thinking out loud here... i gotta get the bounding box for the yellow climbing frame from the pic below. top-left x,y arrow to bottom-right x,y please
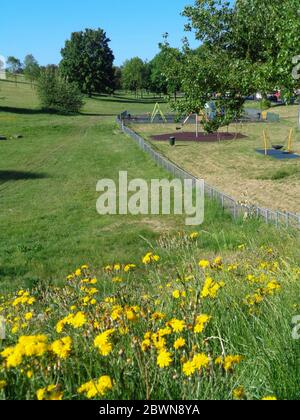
151,103 -> 167,123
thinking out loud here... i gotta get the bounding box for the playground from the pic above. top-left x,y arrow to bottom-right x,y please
130,103 -> 300,214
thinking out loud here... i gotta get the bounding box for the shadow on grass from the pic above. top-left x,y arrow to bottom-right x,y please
0,105 -> 117,118
91,94 -> 166,105
80,112 -> 118,117
0,170 -> 48,181
0,106 -> 46,115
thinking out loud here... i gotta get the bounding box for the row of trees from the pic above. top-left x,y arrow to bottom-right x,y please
5,55 -> 41,85
3,29 -> 119,113
120,0 -> 300,131
121,46 -> 181,99
4,1 -> 300,119
4,28 -> 180,113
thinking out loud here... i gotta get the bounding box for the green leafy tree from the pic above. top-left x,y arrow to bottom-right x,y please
178,0 -> 300,132
121,57 -> 148,97
148,52 -> 168,96
60,28 -> 115,96
23,54 -> 40,86
159,34 -> 183,100
37,67 -> 84,114
113,66 -> 122,91
6,56 -> 23,74
172,45 -> 250,132
183,0 -> 300,100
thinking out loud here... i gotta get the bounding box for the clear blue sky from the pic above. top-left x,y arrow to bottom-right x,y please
0,0 -> 201,66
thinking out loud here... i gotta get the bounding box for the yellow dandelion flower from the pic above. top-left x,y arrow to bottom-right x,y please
78,376 -> 113,399
24,312 -> 33,321
142,253 -> 160,265
190,232 -> 199,240
201,277 -> 224,299
124,264 -> 136,273
36,384 -> 63,401
174,337 -> 186,350
158,327 -> 172,337
233,387 -> 245,400
125,308 -> 138,322
194,314 -> 211,334
215,355 -> 243,371
50,337 -> 72,359
141,339 -> 151,352
183,361 -> 196,377
172,290 -> 180,299
169,319 -> 186,333
69,312 -> 87,329
94,329 -> 115,356
192,353 -> 210,370
199,260 -> 210,269
157,349 -> 172,368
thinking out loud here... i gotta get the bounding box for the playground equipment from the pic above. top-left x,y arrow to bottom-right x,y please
263,128 -> 294,155
261,111 -> 280,123
258,128 -> 299,159
175,102 -> 217,138
151,103 -> 167,123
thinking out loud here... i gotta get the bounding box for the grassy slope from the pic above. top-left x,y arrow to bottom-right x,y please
1,81 -> 300,291
0,81 -> 300,400
0,81 -> 179,290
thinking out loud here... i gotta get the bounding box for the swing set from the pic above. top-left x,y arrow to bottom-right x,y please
258,128 -> 300,159
262,128 -> 294,155
176,111 -> 211,138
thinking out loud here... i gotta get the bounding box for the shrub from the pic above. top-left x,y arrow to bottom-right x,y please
260,99 -> 271,111
37,68 -> 84,114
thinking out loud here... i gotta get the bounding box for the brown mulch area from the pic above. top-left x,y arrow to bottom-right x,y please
151,131 -> 247,142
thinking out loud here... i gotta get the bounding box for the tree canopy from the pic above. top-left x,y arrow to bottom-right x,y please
23,54 -> 40,84
121,57 -> 148,95
60,28 -> 115,96
6,56 -> 22,74
169,0 -> 300,132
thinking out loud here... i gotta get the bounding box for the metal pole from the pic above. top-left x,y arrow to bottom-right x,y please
298,96 -> 300,130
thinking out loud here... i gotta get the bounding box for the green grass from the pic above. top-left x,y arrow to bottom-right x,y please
1,79 -> 300,400
0,81 -> 178,291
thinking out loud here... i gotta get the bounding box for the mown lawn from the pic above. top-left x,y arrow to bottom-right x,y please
0,81 -> 180,291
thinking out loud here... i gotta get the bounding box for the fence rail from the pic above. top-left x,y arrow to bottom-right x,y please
116,114 -> 300,229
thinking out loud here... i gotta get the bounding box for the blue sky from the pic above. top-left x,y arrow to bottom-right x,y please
0,0 -> 201,66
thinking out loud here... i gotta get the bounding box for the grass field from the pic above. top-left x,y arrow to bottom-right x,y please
1,80 -> 300,400
133,106 -> 300,214
0,80 -> 182,291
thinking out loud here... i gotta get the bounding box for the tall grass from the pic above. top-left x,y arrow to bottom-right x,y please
0,231 -> 299,400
